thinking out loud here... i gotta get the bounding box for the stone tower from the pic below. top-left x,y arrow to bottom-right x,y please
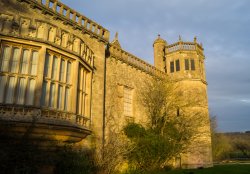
153,35 -> 167,72
153,35 -> 213,168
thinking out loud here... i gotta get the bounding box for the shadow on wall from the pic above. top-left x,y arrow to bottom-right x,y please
0,124 -> 97,174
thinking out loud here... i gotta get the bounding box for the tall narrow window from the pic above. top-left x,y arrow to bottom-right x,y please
77,68 -> 84,115
41,82 -> 47,106
185,59 -> 189,70
26,79 -> 36,105
16,78 -> 26,104
57,85 -> 63,110
6,77 -> 16,104
1,46 -> 11,72
64,87 -> 69,111
66,62 -> 71,83
81,71 -> 87,115
175,59 -> 180,71
124,87 -> 133,117
77,67 -> 89,116
44,54 -> 51,77
59,59 -> 65,81
10,47 -> 20,73
30,51 -> 38,75
49,83 -> 56,108
177,108 -> 180,116
191,59 -> 195,70
170,61 -> 174,73
0,76 -> 7,103
51,56 -> 58,80
78,91 -> 83,114
20,49 -> 29,74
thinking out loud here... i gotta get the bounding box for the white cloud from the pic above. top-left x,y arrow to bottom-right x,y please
240,99 -> 250,104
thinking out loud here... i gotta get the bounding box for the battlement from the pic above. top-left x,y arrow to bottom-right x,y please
110,44 -> 165,77
18,0 -> 110,42
166,41 -> 204,56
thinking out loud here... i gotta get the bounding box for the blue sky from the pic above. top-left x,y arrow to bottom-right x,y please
62,0 -> 250,132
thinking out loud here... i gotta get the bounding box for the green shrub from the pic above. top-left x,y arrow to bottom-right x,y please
123,123 -> 176,172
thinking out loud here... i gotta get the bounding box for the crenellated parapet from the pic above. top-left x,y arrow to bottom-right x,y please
0,12 -> 95,68
16,0 -> 110,42
166,41 -> 204,57
153,35 -> 207,82
109,44 -> 165,78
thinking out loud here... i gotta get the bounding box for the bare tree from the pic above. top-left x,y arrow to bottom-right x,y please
123,76 -> 211,170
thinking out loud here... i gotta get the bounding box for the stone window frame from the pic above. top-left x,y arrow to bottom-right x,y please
184,58 -> 196,71
77,64 -> 91,117
41,50 -> 73,111
185,59 -> 189,70
123,86 -> 133,117
191,58 -> 195,70
170,61 -> 175,73
0,41 -> 39,105
175,59 -> 180,71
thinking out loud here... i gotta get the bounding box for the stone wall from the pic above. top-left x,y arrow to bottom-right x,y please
0,0 -> 213,169
0,0 -> 109,146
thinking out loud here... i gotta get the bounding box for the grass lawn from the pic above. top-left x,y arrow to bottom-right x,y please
165,164 -> 250,174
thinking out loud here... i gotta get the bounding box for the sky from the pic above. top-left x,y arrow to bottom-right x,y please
62,0 -> 250,132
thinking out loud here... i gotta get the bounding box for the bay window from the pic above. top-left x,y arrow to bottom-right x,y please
42,51 -> 72,111
0,42 -> 38,105
77,65 -> 91,117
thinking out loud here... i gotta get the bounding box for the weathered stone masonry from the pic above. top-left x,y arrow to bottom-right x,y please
0,0 -> 212,168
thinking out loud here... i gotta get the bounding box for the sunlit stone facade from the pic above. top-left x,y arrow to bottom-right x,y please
0,0 -> 212,169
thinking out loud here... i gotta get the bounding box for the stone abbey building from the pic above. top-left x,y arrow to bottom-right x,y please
0,0 -> 212,169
